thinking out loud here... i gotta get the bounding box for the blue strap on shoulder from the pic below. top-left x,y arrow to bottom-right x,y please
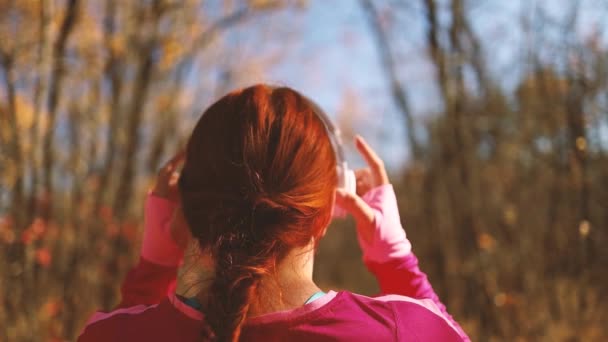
304,291 -> 326,304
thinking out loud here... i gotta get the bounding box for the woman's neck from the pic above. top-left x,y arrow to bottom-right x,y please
248,243 -> 321,317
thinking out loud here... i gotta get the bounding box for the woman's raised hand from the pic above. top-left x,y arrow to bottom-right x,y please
150,151 -> 191,250
335,136 -> 390,244
151,150 -> 185,203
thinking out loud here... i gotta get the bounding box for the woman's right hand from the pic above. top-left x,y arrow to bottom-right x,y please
335,136 -> 411,263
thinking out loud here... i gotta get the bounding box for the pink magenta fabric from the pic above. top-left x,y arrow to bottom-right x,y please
78,185 -> 470,341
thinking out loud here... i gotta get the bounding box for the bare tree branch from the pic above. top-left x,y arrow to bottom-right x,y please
42,0 -> 80,217
0,51 -> 24,227
360,0 -> 422,160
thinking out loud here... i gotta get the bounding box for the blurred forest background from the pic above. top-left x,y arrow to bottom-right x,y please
1,0 -> 607,341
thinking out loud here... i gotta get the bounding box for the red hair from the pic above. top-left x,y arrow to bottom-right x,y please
178,84 -> 337,341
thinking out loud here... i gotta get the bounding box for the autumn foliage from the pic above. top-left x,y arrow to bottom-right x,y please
1,1 -> 607,341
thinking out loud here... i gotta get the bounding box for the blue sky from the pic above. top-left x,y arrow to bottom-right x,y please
205,0 -> 608,171
268,0 -> 410,171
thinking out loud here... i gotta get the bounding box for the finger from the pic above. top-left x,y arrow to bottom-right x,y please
354,168 -> 372,180
169,170 -> 180,185
335,189 -> 375,243
169,149 -> 186,165
153,150 -> 186,199
335,189 -> 374,225
355,136 -> 389,185
355,136 -> 381,170
353,169 -> 370,195
356,181 -> 371,197
165,150 -> 186,171
159,150 -> 186,177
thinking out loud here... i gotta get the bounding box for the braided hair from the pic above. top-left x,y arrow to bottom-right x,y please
179,85 -> 337,341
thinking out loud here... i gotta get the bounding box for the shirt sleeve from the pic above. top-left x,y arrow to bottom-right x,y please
117,194 -> 183,308
78,194 -> 184,340
357,184 -> 470,341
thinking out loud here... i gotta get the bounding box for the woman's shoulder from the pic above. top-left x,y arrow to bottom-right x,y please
249,291 -> 463,341
345,291 -> 446,314
339,291 -> 465,341
77,297 -> 202,342
289,291 -> 447,326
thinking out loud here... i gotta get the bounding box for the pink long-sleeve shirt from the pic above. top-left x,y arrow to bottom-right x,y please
78,185 -> 469,341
